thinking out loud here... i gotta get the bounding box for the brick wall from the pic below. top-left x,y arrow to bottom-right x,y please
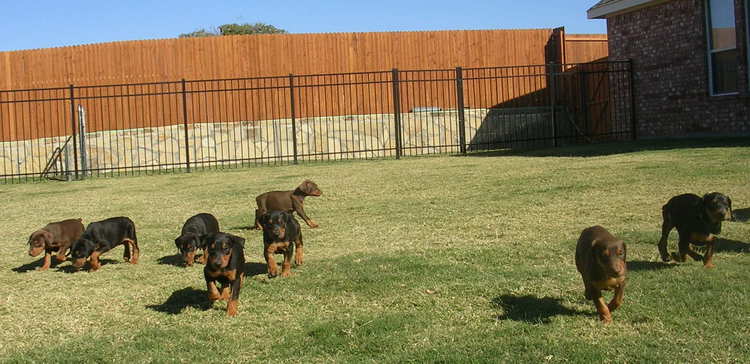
608,0 -> 750,137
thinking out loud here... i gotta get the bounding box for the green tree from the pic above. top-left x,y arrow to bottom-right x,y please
179,23 -> 287,38
178,29 -> 217,38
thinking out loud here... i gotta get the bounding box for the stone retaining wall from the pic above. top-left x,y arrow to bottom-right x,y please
1,107 -> 564,177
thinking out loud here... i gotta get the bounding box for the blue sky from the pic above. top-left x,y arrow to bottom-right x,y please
0,0 -> 605,52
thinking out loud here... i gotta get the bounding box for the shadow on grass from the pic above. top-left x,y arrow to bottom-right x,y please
492,294 -> 586,323
228,225 -> 258,231
11,257 -> 60,273
732,208 -> 750,223
145,287 -> 210,314
716,238 -> 750,253
627,260 -> 677,271
462,137 -> 750,158
244,262 -> 268,277
157,254 -> 189,267
54,259 -> 120,273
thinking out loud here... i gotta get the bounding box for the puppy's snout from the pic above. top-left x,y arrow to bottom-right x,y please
612,260 -> 626,276
72,258 -> 86,269
273,226 -> 285,239
184,251 -> 195,266
208,254 -> 223,268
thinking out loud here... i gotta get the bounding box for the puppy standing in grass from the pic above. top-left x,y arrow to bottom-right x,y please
253,179 -> 322,230
259,210 -> 303,278
27,218 -> 84,270
70,217 -> 139,272
174,213 -> 220,266
203,232 -> 245,317
658,192 -> 733,268
575,225 -> 627,324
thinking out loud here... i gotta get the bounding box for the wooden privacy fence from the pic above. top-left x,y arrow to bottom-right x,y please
0,61 -> 634,182
0,28 -> 606,90
1,29 -> 560,90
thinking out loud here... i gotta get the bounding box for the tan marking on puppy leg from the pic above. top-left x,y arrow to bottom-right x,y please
39,253 -> 52,271
227,299 -> 238,317
207,281 -> 220,301
608,286 -> 624,312
265,244 -> 278,277
295,240 -> 304,266
90,251 -> 102,271
594,297 -> 612,324
219,285 -> 231,301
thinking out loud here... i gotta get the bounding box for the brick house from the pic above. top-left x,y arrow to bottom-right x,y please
588,0 -> 750,137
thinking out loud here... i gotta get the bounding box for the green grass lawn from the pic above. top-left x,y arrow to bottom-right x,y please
1,138 -> 749,363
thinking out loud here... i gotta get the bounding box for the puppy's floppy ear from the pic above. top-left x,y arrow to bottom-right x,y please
230,234 -> 245,248
300,179 -> 315,194
43,231 -> 55,246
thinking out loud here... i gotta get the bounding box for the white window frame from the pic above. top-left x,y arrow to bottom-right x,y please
706,0 -> 739,96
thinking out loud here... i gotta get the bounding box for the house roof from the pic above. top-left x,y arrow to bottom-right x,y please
587,0 -> 671,19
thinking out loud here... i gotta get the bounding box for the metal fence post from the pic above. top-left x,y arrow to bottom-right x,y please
628,59 -> 638,141
77,105 -> 88,176
289,74 -> 299,164
579,68 -> 589,140
455,67 -> 467,154
549,65 -> 558,147
391,68 -> 402,159
68,84 -> 79,179
181,79 -> 191,172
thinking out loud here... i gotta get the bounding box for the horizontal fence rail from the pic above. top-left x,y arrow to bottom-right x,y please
0,61 -> 634,183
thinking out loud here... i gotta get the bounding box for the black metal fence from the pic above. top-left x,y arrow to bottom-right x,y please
0,60 -> 634,183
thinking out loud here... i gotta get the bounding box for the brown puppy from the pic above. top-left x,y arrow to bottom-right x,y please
575,225 -> 627,324
658,192 -> 733,268
253,179 -> 322,230
27,219 -> 85,270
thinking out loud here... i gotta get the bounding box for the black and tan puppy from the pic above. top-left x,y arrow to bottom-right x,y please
27,218 -> 85,271
175,213 -> 220,266
253,179 -> 322,230
658,192 -> 733,268
202,232 -> 245,317
259,210 -> 303,278
70,217 -> 139,272
575,225 -> 627,324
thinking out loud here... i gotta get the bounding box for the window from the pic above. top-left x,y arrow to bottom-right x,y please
706,0 -> 738,95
